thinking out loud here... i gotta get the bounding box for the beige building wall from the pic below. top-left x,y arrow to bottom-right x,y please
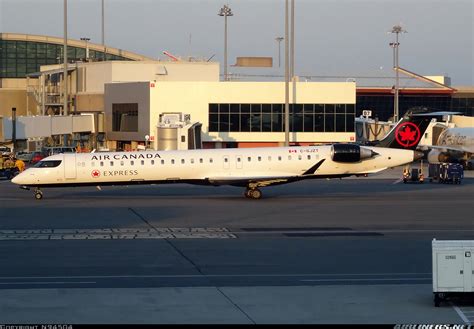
76,93 -> 104,112
148,81 -> 356,144
0,89 -> 28,117
42,61 -> 220,94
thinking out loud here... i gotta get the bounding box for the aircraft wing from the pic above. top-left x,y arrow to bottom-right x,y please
427,145 -> 473,154
207,174 -> 297,187
206,159 -> 326,187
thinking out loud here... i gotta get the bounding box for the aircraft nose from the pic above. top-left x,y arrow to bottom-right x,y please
413,151 -> 424,161
11,173 -> 21,184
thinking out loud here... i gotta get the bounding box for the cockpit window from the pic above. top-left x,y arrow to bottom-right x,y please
34,160 -> 62,168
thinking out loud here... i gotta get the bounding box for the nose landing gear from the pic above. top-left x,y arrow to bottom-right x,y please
34,188 -> 43,200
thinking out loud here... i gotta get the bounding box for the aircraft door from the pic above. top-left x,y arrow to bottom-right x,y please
236,155 -> 243,169
223,155 -> 230,169
63,153 -> 77,179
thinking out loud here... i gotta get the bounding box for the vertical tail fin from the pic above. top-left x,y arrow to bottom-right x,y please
373,109 -> 432,150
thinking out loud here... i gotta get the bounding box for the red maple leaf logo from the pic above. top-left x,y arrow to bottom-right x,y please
399,126 -> 416,142
91,170 -> 100,178
395,122 -> 421,148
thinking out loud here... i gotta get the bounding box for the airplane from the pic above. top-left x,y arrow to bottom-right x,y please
11,110 -> 433,200
425,127 -> 474,169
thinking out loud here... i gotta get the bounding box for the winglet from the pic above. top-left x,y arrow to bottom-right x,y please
303,159 -> 326,175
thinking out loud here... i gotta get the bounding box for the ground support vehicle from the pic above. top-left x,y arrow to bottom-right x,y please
439,163 -> 463,184
432,239 -> 474,307
429,163 -> 464,184
0,160 -> 19,180
403,166 -> 424,183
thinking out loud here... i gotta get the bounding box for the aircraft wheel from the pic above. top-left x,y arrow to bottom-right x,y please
250,189 -> 262,200
34,191 -> 43,200
244,190 -> 251,198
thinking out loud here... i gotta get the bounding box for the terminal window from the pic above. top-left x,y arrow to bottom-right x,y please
112,103 -> 138,132
0,40 -> 130,78
209,103 -> 355,133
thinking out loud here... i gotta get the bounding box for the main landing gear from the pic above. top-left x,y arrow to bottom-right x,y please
244,187 -> 262,200
34,188 -> 43,200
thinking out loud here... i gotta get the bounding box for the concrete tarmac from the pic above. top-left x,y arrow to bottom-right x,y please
0,168 -> 473,324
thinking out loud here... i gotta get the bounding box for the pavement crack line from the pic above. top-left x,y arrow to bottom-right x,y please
215,286 -> 256,324
128,207 -> 159,232
127,207 -> 207,276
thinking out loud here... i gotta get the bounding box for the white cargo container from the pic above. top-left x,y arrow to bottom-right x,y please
432,239 -> 474,307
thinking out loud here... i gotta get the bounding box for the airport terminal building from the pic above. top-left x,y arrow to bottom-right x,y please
1,33 -> 473,151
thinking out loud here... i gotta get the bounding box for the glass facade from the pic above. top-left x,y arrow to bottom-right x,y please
451,96 -> 474,116
209,103 -> 355,133
356,94 -> 473,120
0,40 -> 130,78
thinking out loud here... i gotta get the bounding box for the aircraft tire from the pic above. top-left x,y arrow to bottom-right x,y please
250,189 -> 262,200
34,191 -> 43,200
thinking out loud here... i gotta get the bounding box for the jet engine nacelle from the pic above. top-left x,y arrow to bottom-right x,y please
427,149 -> 464,164
330,144 -> 376,163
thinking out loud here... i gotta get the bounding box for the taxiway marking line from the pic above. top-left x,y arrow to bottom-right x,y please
451,303 -> 472,325
0,281 -> 96,285
0,273 -> 432,280
300,278 -> 429,282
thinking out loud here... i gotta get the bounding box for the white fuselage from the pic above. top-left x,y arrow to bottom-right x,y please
12,145 -> 415,188
437,127 -> 474,153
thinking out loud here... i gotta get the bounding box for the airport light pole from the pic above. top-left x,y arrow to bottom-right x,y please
218,4 -> 233,81
275,37 -> 284,68
80,37 -> 90,61
102,0 -> 107,60
284,0 -> 290,146
63,0 -> 68,116
389,24 -> 407,123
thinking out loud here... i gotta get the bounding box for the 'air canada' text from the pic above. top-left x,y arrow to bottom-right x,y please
91,153 -> 161,161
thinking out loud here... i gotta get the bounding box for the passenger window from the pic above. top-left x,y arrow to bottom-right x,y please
141,160 -> 144,165
298,155 -> 302,160
130,160 -> 134,165
120,161 -> 124,166
210,158 -> 213,163
247,157 -> 251,162
161,159 -> 165,165
171,159 -> 175,164
100,161 -> 104,167
224,158 -> 228,163
151,160 -> 155,165
199,158 -> 203,163
191,159 -> 194,164
181,159 -> 185,164
258,156 -> 261,161
268,156 -> 272,161
110,161 -> 114,166
288,156 -> 292,160
237,158 -> 241,162
307,155 -> 311,160
278,156 -> 282,161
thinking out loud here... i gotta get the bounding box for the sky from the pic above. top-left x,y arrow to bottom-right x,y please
0,0 -> 473,85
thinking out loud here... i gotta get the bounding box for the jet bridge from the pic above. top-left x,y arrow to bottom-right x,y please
0,114 -> 96,150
